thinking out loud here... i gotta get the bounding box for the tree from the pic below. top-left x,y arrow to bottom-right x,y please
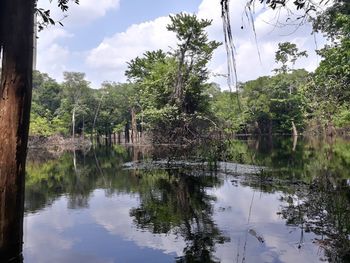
0,1 -> 77,258
126,14 -> 221,142
94,82 -> 136,144
0,0 -> 35,259
273,42 -> 308,74
61,72 -> 91,139
167,13 -> 221,113
306,0 -> 350,126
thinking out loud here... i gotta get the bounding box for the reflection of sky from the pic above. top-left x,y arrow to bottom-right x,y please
210,179 -> 321,263
24,178 -> 324,263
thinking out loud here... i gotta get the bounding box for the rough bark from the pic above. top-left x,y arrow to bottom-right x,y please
0,0 -> 35,260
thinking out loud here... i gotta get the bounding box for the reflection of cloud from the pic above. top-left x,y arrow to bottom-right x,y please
24,198 -> 76,263
24,181 -> 323,263
209,178 -> 321,263
90,190 -> 186,256
24,196 -> 115,263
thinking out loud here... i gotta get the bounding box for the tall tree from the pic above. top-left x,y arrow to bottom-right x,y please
0,1 -> 78,258
61,72 -> 91,139
167,13 -> 221,113
273,42 -> 308,74
0,0 -> 35,259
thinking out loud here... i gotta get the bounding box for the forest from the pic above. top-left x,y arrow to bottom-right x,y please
0,0 -> 350,262
28,4 -> 350,143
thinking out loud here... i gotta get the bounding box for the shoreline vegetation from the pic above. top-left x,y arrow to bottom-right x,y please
28,7 -> 349,150
28,125 -> 350,152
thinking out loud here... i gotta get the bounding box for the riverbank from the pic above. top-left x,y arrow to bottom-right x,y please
28,135 -> 92,151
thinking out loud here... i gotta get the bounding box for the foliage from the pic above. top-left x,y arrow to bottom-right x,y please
35,0 -> 79,31
125,13 -> 221,142
29,3 -> 350,138
273,42 -> 308,74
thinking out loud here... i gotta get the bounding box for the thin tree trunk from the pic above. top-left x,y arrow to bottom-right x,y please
105,128 -> 108,145
174,33 -> 192,109
292,121 -> 298,137
82,114 -> 85,139
118,132 -> 121,144
131,107 -> 137,144
96,133 -> 101,145
124,123 -> 130,143
73,149 -> 77,173
0,0 -> 34,259
72,106 -> 76,140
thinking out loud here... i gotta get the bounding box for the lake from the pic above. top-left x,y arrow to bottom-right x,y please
23,136 -> 350,263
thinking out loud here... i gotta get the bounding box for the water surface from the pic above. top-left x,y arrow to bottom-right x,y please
24,137 -> 350,262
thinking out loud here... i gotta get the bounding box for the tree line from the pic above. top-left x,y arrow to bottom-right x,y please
29,3 -> 350,142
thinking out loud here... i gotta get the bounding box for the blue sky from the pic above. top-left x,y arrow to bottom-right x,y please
36,0 -> 325,89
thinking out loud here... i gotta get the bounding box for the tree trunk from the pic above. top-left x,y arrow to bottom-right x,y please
118,132 -> 121,144
82,114 -> 85,139
292,121 -> 298,137
0,0 -> 34,259
0,183 -> 24,261
105,128 -> 108,145
131,107 -> 137,144
72,106 -> 76,140
96,133 -> 101,145
174,34 -> 192,109
124,123 -> 130,143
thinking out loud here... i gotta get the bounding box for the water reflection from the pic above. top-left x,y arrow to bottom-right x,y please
129,169 -> 227,262
0,183 -> 24,263
5,137 -> 350,262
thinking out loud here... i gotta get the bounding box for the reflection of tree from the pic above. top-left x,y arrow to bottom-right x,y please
129,169 -> 228,262
25,146 -> 130,213
279,175 -> 350,262
24,139 -> 350,262
227,137 -> 350,262
26,145 -> 230,262
0,178 -> 24,262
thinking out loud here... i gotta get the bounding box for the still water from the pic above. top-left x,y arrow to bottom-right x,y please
24,137 -> 350,263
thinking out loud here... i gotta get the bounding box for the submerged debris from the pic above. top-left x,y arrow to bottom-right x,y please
122,159 -> 266,175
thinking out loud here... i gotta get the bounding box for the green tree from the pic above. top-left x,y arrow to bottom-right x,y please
307,0 -> 350,127
167,13 -> 221,113
60,72 -> 92,139
273,42 -> 308,74
238,70 -> 309,134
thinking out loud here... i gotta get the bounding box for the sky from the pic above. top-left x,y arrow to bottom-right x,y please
36,0 -> 326,89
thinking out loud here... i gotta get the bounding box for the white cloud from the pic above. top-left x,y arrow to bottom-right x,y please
36,0 -> 326,88
36,28 -> 72,81
86,16 -> 176,83
196,0 -> 325,89
37,0 -> 120,27
36,0 -> 121,83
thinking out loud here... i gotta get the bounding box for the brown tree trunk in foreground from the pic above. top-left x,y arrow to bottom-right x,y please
0,0 -> 35,260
